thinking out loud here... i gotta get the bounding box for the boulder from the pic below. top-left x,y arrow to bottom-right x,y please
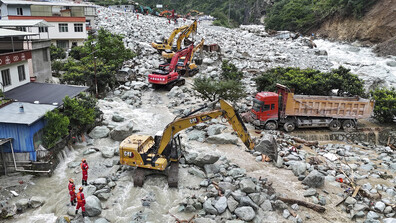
291,162 -> 307,176
239,178 -> 256,193
203,199 -> 218,215
111,113 -> 124,122
302,170 -> 325,188
254,134 -> 278,161
95,218 -> 110,223
345,197 -> 357,205
204,164 -> 220,178
85,196 -> 102,217
239,196 -> 259,210
15,198 -> 29,211
110,121 -> 134,141
84,185 -> 97,197
188,167 -> 206,178
260,200 -> 273,211
187,130 -> 206,141
194,218 -> 216,223
89,126 -> 110,139
383,218 -> 396,223
29,196 -> 45,208
374,201 -> 386,213
303,188 -> 317,197
90,178 -> 107,190
218,182 -> 237,192
367,211 -> 380,219
67,206 -> 76,216
234,206 -> 256,221
101,147 -> 115,158
228,168 -> 246,178
206,133 -> 238,145
68,161 -> 80,168
184,150 -> 220,167
214,197 -> 228,214
83,148 -> 98,155
227,196 -> 239,212
207,124 -> 226,136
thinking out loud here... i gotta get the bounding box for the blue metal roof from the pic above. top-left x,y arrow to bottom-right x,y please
0,102 -> 56,125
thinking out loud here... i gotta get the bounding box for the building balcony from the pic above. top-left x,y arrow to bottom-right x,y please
8,16 -> 86,23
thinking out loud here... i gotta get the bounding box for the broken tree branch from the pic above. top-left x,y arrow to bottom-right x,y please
291,137 -> 319,147
279,197 -> 326,213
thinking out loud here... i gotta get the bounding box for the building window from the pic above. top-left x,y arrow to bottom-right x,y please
18,27 -> 26,32
74,23 -> 83,32
56,40 -> 69,49
17,8 -> 23,15
43,49 -> 48,61
72,42 -> 77,47
18,65 -> 26,81
39,27 -> 48,33
86,20 -> 91,26
1,69 -> 11,86
58,23 -> 68,32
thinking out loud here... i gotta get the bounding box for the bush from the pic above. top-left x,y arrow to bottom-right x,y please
51,60 -> 65,77
370,88 -> 396,123
69,46 -> 87,60
254,66 -> 365,97
43,110 -> 70,148
193,60 -> 246,102
50,44 -> 66,60
62,96 -> 96,133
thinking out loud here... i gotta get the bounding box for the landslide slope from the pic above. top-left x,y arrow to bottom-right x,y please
316,0 -> 396,44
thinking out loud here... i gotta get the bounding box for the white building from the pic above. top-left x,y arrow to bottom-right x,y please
0,0 -> 97,49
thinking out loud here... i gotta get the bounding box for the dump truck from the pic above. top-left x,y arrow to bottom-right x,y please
119,99 -> 255,187
248,84 -> 374,132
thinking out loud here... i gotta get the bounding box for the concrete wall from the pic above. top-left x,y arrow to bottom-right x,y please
1,4 -> 8,18
1,61 -> 30,92
6,5 -> 31,16
47,21 -> 87,40
31,40 -> 51,82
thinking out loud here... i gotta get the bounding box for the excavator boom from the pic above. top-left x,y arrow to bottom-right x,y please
151,24 -> 189,51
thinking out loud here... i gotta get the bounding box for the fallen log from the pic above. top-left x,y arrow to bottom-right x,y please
279,197 -> 326,213
291,137 -> 319,146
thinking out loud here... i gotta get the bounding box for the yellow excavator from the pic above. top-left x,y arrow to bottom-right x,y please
151,24 -> 189,52
119,99 -> 255,187
161,20 -> 197,60
176,38 -> 205,76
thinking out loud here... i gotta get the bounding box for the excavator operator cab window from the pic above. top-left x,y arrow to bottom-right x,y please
262,104 -> 270,111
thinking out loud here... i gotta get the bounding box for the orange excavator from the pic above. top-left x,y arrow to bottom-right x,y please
148,44 -> 194,90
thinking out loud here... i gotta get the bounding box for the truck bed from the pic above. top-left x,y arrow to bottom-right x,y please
284,93 -> 374,119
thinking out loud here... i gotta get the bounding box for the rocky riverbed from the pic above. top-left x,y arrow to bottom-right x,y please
1,6 -> 396,223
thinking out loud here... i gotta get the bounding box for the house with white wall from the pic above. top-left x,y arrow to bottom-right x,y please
0,0 -> 97,49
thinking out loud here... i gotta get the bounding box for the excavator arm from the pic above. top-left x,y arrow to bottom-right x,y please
156,99 -> 255,156
188,38 -> 204,64
167,25 -> 189,46
176,21 -> 197,50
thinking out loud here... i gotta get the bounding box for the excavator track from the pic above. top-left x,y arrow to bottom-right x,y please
167,162 -> 179,188
166,78 -> 185,90
133,168 -> 145,187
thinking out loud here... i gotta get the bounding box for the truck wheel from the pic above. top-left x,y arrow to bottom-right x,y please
265,121 -> 277,130
283,122 -> 295,132
329,120 -> 341,131
342,120 -> 355,132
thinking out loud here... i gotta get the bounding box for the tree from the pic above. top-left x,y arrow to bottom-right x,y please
193,60 -> 246,102
62,96 -> 96,133
370,88 -> 396,123
43,110 -> 70,148
254,66 -> 365,97
50,44 -> 66,60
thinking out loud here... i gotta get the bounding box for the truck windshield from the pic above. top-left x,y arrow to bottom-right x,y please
253,99 -> 263,112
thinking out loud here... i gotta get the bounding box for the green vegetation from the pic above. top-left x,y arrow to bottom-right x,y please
43,110 -> 70,149
59,28 -> 136,96
265,0 -> 378,33
42,94 -> 98,148
193,60 -> 246,102
370,88 -> 396,123
254,66 -> 365,97
50,44 -> 66,60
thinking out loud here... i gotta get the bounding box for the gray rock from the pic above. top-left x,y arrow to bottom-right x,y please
97,193 -> 111,200
374,201 -> 386,213
130,210 -> 147,223
68,161 -> 81,168
218,182 -> 237,193
367,211 -> 380,219
84,185 -> 97,197
283,209 -> 290,219
345,197 -> 357,205
204,164 -> 220,178
214,197 -> 228,214
239,178 -> 256,193
291,203 -> 299,211
111,113 -> 124,122
227,196 -> 239,212
194,218 -> 216,223
206,133 -> 238,145
360,164 -> 374,171
386,61 -> 396,67
110,121 -> 134,141
187,130 -> 206,141
302,170 -> 325,188
90,178 -> 107,190
260,200 -> 273,211
234,206 -> 256,221
85,196 -> 102,217
354,203 -> 368,211
203,199 -> 218,215
15,198 -> 29,211
184,151 -> 220,167
29,196 -> 45,208
239,196 -> 259,210
95,218 -> 110,223
292,162 -> 307,176
384,206 -> 393,214
228,168 -> 246,178
207,124 -> 226,136
188,167 -> 206,178
89,126 -> 110,139
383,218 -> 396,223
101,147 -> 115,158
254,134 -> 278,161
303,188 -> 317,197
83,148 -> 98,155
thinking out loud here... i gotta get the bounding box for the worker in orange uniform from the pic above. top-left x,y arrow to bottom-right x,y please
81,159 -> 89,186
68,178 -> 76,206
75,187 -> 86,217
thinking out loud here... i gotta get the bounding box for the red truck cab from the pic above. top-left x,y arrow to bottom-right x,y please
251,92 -> 280,130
